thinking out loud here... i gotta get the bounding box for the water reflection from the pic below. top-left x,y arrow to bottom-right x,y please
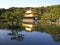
52,34 -> 60,42
0,21 -> 60,45
8,30 -> 24,41
22,22 -> 37,32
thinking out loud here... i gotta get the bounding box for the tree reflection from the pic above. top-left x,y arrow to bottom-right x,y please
0,22 -> 60,42
8,30 -> 24,41
52,34 -> 60,42
36,24 -> 60,42
0,22 -> 7,29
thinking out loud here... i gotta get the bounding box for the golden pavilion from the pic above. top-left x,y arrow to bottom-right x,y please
22,9 -> 38,23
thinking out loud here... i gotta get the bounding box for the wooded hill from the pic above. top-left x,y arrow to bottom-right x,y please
0,5 -> 60,23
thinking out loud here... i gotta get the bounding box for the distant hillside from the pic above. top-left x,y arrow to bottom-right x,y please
0,5 -> 60,22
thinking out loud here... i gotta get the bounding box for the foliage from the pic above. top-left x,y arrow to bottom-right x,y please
0,5 -> 60,24
41,13 -> 60,22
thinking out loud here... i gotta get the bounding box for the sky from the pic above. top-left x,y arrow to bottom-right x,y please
0,0 -> 60,9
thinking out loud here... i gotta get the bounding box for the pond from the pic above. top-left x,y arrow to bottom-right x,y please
0,22 -> 60,45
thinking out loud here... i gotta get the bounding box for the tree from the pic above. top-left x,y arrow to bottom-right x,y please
41,13 -> 59,22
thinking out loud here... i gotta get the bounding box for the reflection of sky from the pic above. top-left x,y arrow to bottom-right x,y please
0,0 -> 60,9
0,30 -> 60,45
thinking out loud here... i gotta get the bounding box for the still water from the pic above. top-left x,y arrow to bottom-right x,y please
0,22 -> 60,45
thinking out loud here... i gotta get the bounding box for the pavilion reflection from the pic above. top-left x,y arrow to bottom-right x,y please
22,21 -> 38,32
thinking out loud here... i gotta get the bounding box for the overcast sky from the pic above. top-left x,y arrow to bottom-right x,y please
0,0 -> 60,9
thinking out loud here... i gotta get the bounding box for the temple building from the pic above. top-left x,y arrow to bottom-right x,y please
22,9 -> 38,23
